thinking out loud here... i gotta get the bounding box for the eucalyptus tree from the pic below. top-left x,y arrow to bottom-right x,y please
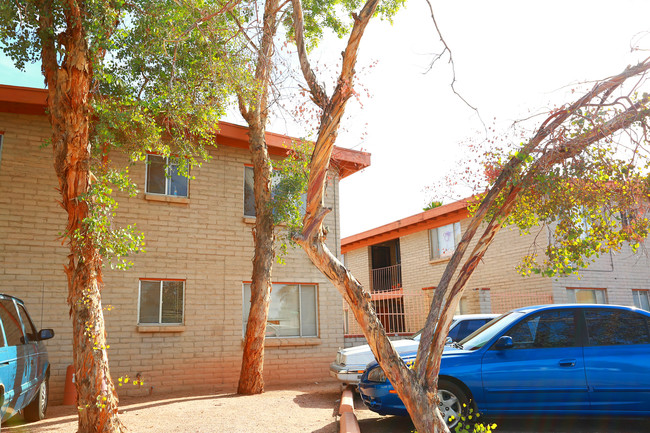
295,40 -> 650,431
0,1 -> 242,431
235,0 -> 405,395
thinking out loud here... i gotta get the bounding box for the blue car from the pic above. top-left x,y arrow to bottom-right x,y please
358,304 -> 650,427
0,294 -> 54,422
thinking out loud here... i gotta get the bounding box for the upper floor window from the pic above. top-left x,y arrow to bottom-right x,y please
145,155 -> 188,197
243,165 -> 257,217
0,134 -> 4,169
138,279 -> 184,325
243,165 -> 306,218
633,290 -> 650,311
566,287 -> 607,304
429,222 -> 461,260
243,283 -> 318,338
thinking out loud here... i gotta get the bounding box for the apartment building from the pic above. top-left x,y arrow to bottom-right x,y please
0,84 -> 370,402
341,199 -> 650,344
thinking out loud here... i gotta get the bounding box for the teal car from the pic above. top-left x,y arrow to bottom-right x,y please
0,294 -> 54,422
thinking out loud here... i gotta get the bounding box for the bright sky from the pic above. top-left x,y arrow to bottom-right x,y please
2,1 -> 650,238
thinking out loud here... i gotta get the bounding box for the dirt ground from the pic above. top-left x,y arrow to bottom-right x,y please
3,381 -> 349,433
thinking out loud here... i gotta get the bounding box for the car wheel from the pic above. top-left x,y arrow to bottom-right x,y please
24,376 -> 49,422
437,380 -> 469,429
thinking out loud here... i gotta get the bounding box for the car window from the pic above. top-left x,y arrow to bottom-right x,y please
0,299 -> 25,346
584,309 -> 650,346
17,304 -> 38,342
505,309 -> 576,349
447,322 -> 461,341
460,312 -> 523,350
462,319 -> 489,338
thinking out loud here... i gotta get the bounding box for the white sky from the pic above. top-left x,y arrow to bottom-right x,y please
2,0 -> 650,238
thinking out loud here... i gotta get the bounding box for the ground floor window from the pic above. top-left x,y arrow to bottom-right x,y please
138,279 -> 184,324
566,287 -> 607,304
632,290 -> 650,311
243,283 -> 318,338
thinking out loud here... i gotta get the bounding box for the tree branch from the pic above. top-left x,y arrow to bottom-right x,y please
303,0 -> 380,230
415,58 -> 650,383
289,0 -> 329,109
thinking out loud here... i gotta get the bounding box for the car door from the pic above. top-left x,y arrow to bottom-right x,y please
582,308 -> 650,413
481,308 -> 589,414
16,303 -> 40,402
0,298 -> 29,418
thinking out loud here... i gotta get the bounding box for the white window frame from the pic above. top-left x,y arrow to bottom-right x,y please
145,154 -> 189,197
242,282 -> 319,338
632,290 -> 650,311
429,222 -> 462,260
138,279 -> 185,325
566,287 -> 608,304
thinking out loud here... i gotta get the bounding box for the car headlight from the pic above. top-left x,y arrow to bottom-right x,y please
367,366 -> 387,383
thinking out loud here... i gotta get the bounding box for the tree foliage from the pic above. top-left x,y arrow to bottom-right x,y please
1,1 -> 242,431
469,72 -> 650,277
423,200 -> 443,211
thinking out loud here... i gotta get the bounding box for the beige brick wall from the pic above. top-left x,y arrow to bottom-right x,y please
550,244 -> 650,306
0,112 -> 345,403
344,213 -> 650,340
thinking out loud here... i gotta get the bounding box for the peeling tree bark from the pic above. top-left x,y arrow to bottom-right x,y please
291,0 -> 446,431
37,1 -> 124,432
237,0 -> 281,395
292,5 -> 650,428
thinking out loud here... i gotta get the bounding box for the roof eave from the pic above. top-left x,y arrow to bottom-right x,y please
341,199 -> 471,253
0,84 -> 370,178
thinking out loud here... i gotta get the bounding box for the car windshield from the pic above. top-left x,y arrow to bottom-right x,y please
411,318 -> 461,342
458,312 -> 524,350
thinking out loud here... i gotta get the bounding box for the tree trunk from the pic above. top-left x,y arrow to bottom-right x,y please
237,0 -> 280,395
291,2 -> 650,431
38,1 -> 124,432
291,0 -> 453,430
238,122 -> 275,394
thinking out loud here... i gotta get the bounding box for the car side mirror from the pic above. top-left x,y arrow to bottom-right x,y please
494,336 -> 513,350
445,337 -> 453,345
38,329 -> 55,341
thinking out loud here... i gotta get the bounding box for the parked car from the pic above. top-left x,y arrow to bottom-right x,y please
0,294 -> 54,423
358,304 -> 650,428
330,314 -> 499,385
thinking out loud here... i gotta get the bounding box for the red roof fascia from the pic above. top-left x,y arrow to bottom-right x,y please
0,84 -> 48,115
341,199 -> 471,254
0,84 -> 370,178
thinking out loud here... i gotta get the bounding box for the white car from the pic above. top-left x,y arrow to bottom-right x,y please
330,314 -> 500,385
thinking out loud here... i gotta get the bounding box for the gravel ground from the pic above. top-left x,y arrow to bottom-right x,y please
7,386 -> 647,433
3,382 -> 342,433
